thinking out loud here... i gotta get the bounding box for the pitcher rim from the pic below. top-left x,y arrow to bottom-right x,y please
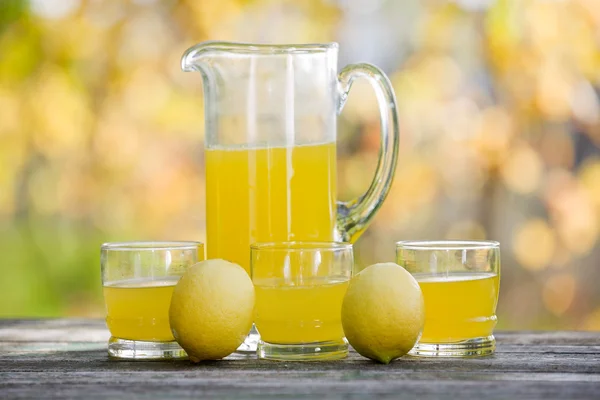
186,40 -> 338,55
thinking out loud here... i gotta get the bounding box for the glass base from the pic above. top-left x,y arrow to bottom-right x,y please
409,335 -> 496,357
236,324 -> 260,354
107,337 -> 187,360
258,338 -> 348,361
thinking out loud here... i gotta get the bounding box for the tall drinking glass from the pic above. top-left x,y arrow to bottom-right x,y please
396,241 -> 500,357
251,242 -> 353,361
101,241 -> 204,359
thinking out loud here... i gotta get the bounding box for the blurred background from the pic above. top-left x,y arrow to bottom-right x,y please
1,0 -> 599,331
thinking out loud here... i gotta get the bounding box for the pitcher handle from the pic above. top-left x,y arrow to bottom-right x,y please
335,63 -> 400,243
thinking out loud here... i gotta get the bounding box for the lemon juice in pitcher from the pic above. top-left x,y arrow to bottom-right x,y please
206,141 -> 337,273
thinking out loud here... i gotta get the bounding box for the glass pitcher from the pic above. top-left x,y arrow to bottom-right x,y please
181,41 -> 399,273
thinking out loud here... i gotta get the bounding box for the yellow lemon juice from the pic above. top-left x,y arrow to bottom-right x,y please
254,277 -> 349,344
206,142 -> 337,274
415,272 -> 499,343
104,277 -> 179,342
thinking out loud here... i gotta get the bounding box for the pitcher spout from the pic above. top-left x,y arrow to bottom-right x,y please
181,41 -> 222,72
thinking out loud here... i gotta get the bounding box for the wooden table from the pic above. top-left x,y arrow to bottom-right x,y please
0,319 -> 599,399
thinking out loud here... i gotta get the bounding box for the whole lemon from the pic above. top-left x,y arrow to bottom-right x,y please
341,262 -> 424,364
169,259 -> 254,362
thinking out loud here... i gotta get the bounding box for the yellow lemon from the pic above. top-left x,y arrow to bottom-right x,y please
341,262 -> 424,364
169,259 -> 254,362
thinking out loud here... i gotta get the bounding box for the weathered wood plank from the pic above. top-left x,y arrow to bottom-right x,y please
2,349 -> 599,374
0,319 -> 599,399
2,378 -> 599,400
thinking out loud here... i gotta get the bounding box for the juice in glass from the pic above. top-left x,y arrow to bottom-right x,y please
414,272 -> 499,343
251,242 -> 353,360
101,241 -> 203,359
396,240 -> 500,357
103,277 -> 179,342
254,277 -> 349,344
206,142 -> 336,273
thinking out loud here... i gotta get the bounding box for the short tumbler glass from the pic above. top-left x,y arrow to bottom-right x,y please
101,241 -> 204,359
396,240 -> 500,357
251,242 -> 353,361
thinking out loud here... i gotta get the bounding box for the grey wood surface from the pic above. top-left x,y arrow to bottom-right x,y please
0,319 -> 599,399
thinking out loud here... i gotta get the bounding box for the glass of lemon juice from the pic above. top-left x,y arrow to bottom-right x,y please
396,240 -> 500,357
251,242 -> 353,361
101,241 -> 204,359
